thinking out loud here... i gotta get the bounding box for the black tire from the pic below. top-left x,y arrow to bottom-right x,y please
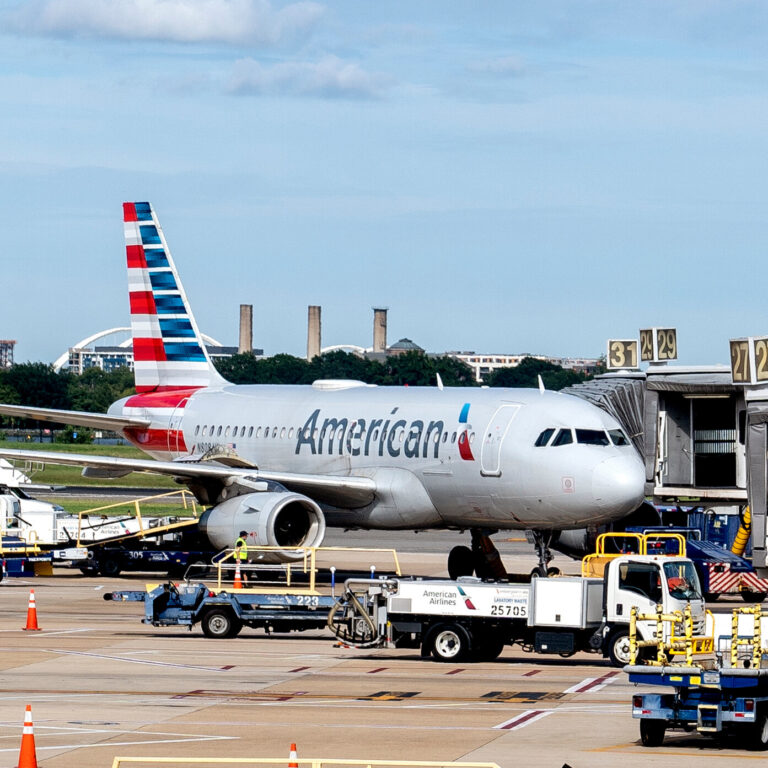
742,591 -> 768,603
99,558 -> 122,578
201,609 -> 242,639
748,709 -> 768,750
430,623 -> 471,662
640,719 -> 666,747
472,631 -> 505,661
447,546 -> 475,579
608,629 -> 632,667
704,592 -> 720,602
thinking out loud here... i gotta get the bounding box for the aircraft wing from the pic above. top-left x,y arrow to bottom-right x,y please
0,404 -> 150,432
0,448 -> 377,508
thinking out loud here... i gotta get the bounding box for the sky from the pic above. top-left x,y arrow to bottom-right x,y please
2,0 -> 768,367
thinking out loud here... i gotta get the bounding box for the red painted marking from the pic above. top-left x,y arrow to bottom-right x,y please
289,666 -> 310,673
129,291 -> 157,315
124,428 -> 187,452
220,665 -> 234,670
458,430 -> 474,461
572,671 -> 618,693
126,244 -> 147,268
500,710 -> 545,729
523,670 -> 540,677
133,337 -> 166,362
445,668 -> 465,675
125,389 -> 199,409
367,667 -> 387,674
123,202 -> 137,222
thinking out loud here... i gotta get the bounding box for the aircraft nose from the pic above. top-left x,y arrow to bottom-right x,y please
592,454 -> 645,515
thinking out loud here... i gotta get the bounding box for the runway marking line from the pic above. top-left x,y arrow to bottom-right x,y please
367,667 -> 388,674
590,744 -> 768,759
42,648 -> 226,672
289,666 -> 310,673
563,671 -> 619,694
522,670 -> 540,677
445,668 -> 465,675
494,710 -> 553,730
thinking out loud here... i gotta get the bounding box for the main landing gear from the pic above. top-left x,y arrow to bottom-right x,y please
447,529 -> 507,581
447,529 -> 558,581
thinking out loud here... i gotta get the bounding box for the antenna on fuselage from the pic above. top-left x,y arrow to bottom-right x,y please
538,375 -> 545,394
436,372 -> 444,391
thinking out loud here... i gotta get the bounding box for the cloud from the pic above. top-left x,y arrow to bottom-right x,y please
468,56 -> 526,77
229,55 -> 388,98
7,0 -> 324,46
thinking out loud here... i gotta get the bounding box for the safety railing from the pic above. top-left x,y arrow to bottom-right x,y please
629,603 -> 715,667
74,490 -> 200,546
208,546 -> 402,595
730,604 -> 764,669
111,759 -> 501,768
581,532 -> 687,577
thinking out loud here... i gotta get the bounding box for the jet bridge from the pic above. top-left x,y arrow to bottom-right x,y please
566,366 -> 768,573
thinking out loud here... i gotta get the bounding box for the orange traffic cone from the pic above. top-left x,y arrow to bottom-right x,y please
233,562 -> 243,589
17,704 -> 38,768
22,590 -> 41,631
288,743 -> 298,768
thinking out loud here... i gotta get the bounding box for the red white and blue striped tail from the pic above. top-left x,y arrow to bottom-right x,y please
123,202 -> 227,394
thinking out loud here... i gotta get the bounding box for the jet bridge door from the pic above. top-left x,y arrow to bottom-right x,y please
480,404 -> 520,477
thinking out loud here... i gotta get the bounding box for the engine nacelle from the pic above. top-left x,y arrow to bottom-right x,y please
199,492 -> 326,563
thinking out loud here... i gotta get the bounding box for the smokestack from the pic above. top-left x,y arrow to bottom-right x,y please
373,307 -> 388,354
238,304 -> 253,354
307,305 -> 321,360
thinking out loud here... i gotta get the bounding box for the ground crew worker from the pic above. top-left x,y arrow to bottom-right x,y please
235,530 -> 249,585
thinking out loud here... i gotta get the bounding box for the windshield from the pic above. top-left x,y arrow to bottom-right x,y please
663,561 -> 702,601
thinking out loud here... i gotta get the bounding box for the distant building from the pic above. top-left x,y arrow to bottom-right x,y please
387,338 -> 424,356
446,351 -> 601,383
0,340 -> 16,369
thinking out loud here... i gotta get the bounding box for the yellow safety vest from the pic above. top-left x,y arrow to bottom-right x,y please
235,537 -> 248,561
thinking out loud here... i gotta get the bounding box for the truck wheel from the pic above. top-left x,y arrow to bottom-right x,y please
447,546 -> 474,579
640,719 -> 666,747
201,609 -> 242,639
608,630 -> 632,667
430,624 -> 470,662
742,592 -> 768,603
704,592 -> 720,602
748,709 -> 768,750
99,558 -> 122,578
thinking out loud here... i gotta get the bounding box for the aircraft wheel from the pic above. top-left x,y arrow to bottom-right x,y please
742,591 -> 768,603
430,623 -> 471,662
608,629 -> 632,667
447,546 -> 475,579
201,609 -> 242,639
472,631 -> 505,661
639,719 -> 666,747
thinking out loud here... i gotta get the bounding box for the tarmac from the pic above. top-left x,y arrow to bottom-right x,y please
0,544 -> 765,768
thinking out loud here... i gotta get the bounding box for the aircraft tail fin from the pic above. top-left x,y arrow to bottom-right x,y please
123,202 -> 228,393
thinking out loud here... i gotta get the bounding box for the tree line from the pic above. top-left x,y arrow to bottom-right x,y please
0,352 -> 596,430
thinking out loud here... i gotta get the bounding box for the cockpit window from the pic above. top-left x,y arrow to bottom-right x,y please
576,429 -> 610,446
535,428 -> 555,447
609,429 -> 630,446
552,428 -> 573,446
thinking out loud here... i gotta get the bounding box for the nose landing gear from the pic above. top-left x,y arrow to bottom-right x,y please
530,530 -> 555,578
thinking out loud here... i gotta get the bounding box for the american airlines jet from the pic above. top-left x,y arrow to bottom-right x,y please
0,202 -> 645,576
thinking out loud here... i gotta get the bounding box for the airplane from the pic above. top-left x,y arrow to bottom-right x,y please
0,202 -> 646,578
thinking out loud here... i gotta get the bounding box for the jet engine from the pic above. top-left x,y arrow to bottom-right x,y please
199,492 -> 326,563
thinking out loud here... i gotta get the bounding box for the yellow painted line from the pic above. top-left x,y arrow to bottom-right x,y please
590,744 -> 766,759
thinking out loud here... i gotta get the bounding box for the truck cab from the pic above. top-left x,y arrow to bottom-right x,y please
603,555 -> 705,665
